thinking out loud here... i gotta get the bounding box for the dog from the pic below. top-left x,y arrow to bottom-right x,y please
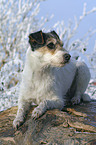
13,30 -> 91,129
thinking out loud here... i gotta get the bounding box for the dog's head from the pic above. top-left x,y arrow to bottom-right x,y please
28,30 -> 71,67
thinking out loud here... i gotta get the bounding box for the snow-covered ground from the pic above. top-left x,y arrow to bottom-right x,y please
0,85 -> 19,111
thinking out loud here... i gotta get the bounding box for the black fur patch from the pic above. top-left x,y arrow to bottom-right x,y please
28,30 -> 60,51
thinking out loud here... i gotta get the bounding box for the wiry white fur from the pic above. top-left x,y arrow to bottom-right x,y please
13,47 -> 91,128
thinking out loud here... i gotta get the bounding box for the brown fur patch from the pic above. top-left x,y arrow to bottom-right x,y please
36,38 -> 64,55
37,46 -> 56,55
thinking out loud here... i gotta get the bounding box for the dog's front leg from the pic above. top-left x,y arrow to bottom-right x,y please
32,98 -> 64,119
13,101 -> 31,129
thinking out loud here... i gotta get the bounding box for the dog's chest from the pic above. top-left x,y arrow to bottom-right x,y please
30,70 -> 54,98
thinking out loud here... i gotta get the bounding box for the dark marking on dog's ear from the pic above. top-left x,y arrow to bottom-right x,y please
29,30 -> 46,51
51,31 -> 60,40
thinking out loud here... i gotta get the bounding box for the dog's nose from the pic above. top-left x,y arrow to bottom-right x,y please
63,53 -> 71,61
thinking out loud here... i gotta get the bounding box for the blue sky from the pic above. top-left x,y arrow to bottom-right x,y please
39,0 -> 96,50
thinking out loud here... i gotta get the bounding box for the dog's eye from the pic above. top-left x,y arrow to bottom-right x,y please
47,42 -> 55,49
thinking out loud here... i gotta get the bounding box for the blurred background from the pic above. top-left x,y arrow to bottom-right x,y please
0,0 -> 96,111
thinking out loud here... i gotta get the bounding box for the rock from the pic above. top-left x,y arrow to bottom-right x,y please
0,102 -> 96,145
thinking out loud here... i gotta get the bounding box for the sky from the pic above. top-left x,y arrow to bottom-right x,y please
38,0 -> 96,50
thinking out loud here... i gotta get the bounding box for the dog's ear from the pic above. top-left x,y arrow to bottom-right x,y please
51,31 -> 60,40
29,30 -> 46,51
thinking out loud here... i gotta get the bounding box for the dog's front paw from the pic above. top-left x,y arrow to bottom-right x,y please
71,96 -> 81,105
32,106 -> 44,119
13,117 -> 24,129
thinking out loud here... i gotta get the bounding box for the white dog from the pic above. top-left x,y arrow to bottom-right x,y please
13,30 -> 91,129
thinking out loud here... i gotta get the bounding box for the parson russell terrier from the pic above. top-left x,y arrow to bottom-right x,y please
13,30 -> 91,129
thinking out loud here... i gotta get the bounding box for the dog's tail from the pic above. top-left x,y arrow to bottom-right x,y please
81,93 -> 91,102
